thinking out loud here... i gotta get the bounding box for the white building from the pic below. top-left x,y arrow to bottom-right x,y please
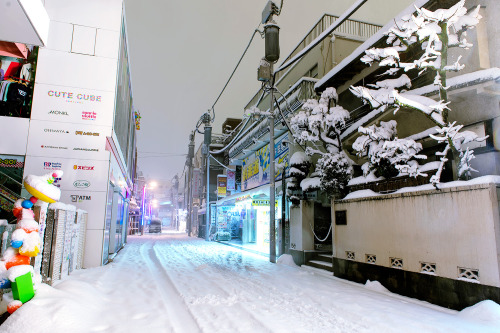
0,0 -> 137,268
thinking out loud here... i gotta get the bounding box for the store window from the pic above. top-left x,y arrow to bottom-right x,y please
214,193 -> 280,255
0,44 -> 38,118
0,154 -> 24,221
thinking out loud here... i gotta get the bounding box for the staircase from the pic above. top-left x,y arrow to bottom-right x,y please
304,252 -> 333,272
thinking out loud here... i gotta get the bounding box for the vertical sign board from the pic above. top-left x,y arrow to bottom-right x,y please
192,168 -> 201,199
217,175 -> 227,197
241,132 -> 290,191
226,170 -> 236,191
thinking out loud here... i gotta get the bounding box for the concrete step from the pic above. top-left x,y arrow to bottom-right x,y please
305,259 -> 333,272
318,254 -> 333,260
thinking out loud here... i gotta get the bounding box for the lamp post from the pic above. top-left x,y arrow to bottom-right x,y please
140,181 -> 157,235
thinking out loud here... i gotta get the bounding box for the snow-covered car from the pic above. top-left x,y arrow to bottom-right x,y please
149,219 -> 162,233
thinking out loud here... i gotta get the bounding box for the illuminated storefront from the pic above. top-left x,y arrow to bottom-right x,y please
214,188 -> 284,255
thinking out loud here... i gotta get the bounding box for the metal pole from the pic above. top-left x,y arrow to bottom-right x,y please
269,73 -> 276,263
141,185 -> 146,235
205,153 -> 211,241
281,166 -> 286,256
187,165 -> 193,236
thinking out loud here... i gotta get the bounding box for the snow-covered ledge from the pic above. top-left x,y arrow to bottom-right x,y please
333,176 -> 500,287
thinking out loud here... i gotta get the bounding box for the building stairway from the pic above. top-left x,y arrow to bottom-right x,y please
304,252 -> 333,273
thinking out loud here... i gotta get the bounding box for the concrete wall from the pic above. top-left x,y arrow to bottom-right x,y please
333,182 -> 500,287
289,200 -> 314,252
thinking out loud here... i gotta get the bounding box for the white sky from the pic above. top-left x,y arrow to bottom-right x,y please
124,0 -> 415,182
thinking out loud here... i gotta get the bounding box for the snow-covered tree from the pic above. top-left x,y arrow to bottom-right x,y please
352,120 -> 427,178
287,152 -> 311,205
350,0 -> 487,184
290,88 -> 352,196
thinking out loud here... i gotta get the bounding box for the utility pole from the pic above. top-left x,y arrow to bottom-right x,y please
186,131 -> 195,236
260,1 -> 280,263
269,78 -> 277,263
202,112 -> 212,241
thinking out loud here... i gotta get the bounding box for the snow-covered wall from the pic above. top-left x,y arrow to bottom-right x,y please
333,182 -> 500,287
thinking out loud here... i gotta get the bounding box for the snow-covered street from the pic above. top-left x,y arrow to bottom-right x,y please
2,232 -> 500,333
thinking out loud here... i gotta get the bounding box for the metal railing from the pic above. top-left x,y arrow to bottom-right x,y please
279,14 -> 381,73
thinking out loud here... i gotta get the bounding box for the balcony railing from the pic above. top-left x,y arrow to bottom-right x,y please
279,14 -> 381,74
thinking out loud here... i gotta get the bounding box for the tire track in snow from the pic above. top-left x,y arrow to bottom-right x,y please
139,240 -> 202,333
152,240 -> 275,333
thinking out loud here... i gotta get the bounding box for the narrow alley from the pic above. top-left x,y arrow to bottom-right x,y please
2,232 -> 499,333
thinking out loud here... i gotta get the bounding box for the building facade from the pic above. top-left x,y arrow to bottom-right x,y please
0,0 -> 137,268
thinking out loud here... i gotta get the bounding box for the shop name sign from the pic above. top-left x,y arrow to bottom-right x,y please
48,90 -> 102,102
73,180 -> 91,188
252,199 -> 278,207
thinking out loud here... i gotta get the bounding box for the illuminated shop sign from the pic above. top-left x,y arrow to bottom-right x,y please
241,132 -> 290,191
251,199 -> 278,207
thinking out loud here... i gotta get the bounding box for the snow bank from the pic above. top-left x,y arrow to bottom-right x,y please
364,280 -> 390,294
276,254 -> 298,267
458,300 -> 500,324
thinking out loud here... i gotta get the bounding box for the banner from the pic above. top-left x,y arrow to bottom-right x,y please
241,132 -> 289,191
0,154 -> 24,168
226,170 -> 236,191
217,175 -> 227,197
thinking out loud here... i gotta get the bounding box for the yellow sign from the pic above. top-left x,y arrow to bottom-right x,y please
217,175 -> 227,197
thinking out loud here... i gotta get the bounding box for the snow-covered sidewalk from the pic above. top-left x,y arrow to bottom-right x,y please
1,233 -> 499,333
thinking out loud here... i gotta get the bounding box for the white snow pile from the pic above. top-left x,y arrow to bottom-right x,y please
289,151 -> 310,166
458,300 -> 500,324
48,202 -> 76,211
0,219 -> 8,226
7,265 -> 34,282
343,189 -> 380,200
300,177 -> 321,192
276,254 -> 298,267
364,280 -> 390,294
348,171 -> 384,186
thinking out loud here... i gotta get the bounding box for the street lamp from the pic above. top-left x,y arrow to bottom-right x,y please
140,181 -> 157,236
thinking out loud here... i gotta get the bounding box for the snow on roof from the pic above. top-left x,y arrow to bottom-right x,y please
315,0 -> 430,91
405,67 -> 500,97
340,68 -> 500,140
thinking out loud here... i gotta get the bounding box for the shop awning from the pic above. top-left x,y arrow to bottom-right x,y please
0,0 -> 50,46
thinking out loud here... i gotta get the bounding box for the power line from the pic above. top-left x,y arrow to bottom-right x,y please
209,22 -> 263,118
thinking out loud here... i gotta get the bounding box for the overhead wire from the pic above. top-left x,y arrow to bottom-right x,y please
209,22 -> 263,119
